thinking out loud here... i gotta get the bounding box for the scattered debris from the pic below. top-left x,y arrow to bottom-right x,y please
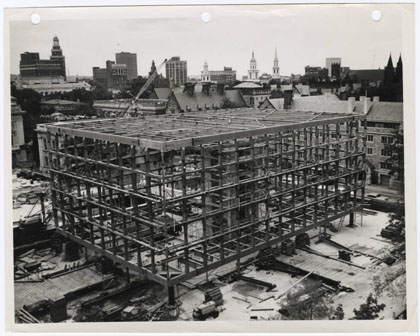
232,274 -> 276,292
204,287 -> 223,306
17,308 -> 41,324
281,239 -> 296,256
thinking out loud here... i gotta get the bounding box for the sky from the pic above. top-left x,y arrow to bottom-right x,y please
8,4 -> 404,78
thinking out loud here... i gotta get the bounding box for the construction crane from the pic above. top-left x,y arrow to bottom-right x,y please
122,58 -> 168,118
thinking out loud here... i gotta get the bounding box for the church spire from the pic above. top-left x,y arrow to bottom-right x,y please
384,53 -> 395,84
248,51 -> 259,80
272,47 -> 280,79
386,53 -> 394,68
395,54 -> 403,84
201,60 -> 210,82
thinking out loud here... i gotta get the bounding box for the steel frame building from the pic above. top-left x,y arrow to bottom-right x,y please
45,108 -> 367,298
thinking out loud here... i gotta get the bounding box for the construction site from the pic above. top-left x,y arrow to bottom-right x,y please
13,108 -> 407,323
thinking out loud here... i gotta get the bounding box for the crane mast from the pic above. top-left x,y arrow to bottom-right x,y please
123,58 -> 168,118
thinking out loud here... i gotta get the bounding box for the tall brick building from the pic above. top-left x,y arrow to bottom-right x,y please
165,56 -> 188,87
19,35 -> 66,80
116,52 -> 138,81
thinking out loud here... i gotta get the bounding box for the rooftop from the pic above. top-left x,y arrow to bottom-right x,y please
264,98 -> 284,110
367,102 -> 403,123
291,96 -> 366,114
41,99 -> 87,105
345,69 -> 385,82
172,87 -> 246,112
233,82 -> 263,89
153,87 -> 172,100
46,108 -> 365,151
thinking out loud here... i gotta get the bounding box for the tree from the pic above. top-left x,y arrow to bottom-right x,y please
352,293 -> 385,320
12,86 -> 42,143
220,97 -> 239,109
372,263 -> 406,298
91,86 -> 113,101
282,281 -> 331,320
331,304 -> 345,320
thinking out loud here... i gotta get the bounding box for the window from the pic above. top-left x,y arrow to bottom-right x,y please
367,122 -> 376,127
367,147 -> 373,155
383,123 -> 399,129
45,157 -> 49,167
367,135 -> 373,142
380,162 -> 392,170
381,136 -> 393,144
381,148 -> 392,157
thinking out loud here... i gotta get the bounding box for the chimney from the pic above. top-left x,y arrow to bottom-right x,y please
202,82 -> 211,95
347,97 -> 356,113
183,82 -> 196,96
362,96 -> 370,114
216,83 -> 226,95
373,96 -> 380,102
283,90 -> 293,109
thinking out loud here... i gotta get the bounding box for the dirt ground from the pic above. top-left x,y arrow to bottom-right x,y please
177,209 -> 406,321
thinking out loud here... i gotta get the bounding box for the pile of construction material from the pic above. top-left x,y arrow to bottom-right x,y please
381,222 -> 404,240
255,248 -> 354,293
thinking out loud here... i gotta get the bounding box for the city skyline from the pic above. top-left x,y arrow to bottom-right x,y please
9,5 -> 403,78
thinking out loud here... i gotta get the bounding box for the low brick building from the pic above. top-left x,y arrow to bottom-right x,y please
11,97 -> 27,168
233,82 -> 271,108
365,101 -> 403,188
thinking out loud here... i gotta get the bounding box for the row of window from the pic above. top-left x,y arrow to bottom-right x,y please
380,162 -> 392,170
366,148 -> 393,156
366,135 -> 393,144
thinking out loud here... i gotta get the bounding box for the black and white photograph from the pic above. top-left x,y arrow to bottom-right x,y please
3,3 -> 417,333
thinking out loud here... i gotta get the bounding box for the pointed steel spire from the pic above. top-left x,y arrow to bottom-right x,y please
274,47 -> 278,60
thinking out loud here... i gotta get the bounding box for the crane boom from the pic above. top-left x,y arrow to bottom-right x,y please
123,58 -> 168,118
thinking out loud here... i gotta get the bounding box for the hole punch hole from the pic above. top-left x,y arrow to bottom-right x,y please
31,13 -> 41,25
201,12 -> 211,23
371,10 -> 381,22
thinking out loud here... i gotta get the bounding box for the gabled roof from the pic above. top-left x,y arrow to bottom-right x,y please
153,87 -> 172,100
295,84 -> 310,96
267,98 -> 284,110
41,99 -> 87,105
233,82 -> 262,89
291,96 -> 365,114
172,88 -> 247,112
367,102 -> 403,123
